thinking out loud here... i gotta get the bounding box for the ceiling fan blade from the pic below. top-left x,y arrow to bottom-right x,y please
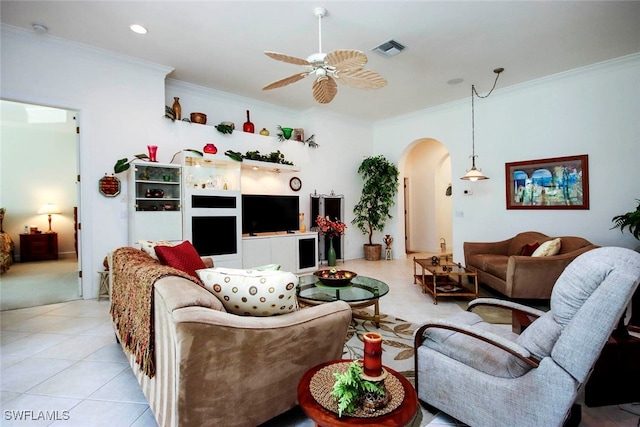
325,49 -> 367,71
335,68 -> 388,89
312,76 -> 338,104
264,51 -> 310,66
263,72 -> 309,91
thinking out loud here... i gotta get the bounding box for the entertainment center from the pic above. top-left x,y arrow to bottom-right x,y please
128,151 -> 318,273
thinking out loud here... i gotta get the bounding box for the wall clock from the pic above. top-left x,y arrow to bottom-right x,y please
289,176 -> 302,192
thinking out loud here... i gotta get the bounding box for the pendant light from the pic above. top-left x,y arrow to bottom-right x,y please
461,67 -> 504,181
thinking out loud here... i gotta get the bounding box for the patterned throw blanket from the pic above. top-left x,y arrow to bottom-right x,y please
110,247 -> 203,377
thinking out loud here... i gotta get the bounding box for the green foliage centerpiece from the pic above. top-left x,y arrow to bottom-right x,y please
331,360 -> 387,417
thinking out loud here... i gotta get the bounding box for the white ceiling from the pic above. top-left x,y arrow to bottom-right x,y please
2,1 -> 639,122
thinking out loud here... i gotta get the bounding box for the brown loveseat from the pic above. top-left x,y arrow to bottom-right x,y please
463,231 -> 598,299
109,247 -> 352,427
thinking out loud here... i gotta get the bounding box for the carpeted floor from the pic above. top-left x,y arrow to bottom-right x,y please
0,257 -> 80,310
454,284 -> 550,324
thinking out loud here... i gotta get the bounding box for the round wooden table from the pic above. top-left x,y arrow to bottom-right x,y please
297,359 -> 418,426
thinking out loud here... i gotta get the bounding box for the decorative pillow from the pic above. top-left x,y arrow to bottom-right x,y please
532,238 -> 561,257
520,242 -> 541,256
154,240 -> 206,278
197,267 -> 298,316
139,239 -> 173,260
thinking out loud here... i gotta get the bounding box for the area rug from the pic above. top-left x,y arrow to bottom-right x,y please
454,285 -> 550,324
344,309 -> 436,426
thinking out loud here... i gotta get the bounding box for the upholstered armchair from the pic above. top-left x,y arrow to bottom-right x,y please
414,247 -> 640,426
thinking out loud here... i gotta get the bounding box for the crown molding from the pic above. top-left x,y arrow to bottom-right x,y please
1,24 -> 174,77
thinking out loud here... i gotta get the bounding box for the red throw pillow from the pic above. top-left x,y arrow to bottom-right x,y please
520,242 -> 541,256
154,240 -> 206,278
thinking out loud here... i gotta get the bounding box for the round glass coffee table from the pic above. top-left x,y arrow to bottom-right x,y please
297,275 -> 389,327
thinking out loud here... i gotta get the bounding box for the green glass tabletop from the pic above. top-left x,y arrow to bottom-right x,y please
297,275 -> 389,303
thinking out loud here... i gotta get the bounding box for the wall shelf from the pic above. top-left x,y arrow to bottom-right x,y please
241,159 -> 300,173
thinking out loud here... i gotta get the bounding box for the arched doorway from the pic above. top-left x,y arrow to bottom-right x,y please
402,138 -> 452,254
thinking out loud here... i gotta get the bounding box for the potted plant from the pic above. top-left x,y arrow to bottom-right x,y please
352,155 -> 399,260
611,199 -> 640,240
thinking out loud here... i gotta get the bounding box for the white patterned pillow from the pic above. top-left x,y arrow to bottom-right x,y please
138,240 -> 173,260
197,267 -> 299,316
531,238 -> 561,257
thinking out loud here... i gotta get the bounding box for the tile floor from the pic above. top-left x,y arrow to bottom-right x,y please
1,254 -> 639,426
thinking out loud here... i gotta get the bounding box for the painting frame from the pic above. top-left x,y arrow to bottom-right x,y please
505,154 -> 589,210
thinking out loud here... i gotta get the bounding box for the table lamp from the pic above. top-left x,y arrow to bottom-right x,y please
38,203 -> 61,233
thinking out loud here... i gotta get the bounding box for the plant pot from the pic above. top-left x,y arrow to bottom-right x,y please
364,244 -> 382,261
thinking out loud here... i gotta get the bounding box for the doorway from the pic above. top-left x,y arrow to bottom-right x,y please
0,99 -> 81,310
402,138 -> 452,254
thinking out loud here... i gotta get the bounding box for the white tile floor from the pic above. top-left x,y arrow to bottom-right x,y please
1,254 -> 639,426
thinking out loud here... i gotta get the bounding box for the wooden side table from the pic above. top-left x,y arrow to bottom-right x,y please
97,271 -> 110,300
297,360 -> 418,426
19,233 -> 58,262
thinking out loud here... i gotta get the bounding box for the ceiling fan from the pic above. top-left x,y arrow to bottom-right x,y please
262,7 -> 387,104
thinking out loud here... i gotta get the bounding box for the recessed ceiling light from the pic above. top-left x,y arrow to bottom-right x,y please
447,78 -> 464,85
130,24 -> 148,35
32,23 -> 48,33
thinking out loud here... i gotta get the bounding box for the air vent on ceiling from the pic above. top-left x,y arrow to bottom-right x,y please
372,39 -> 405,57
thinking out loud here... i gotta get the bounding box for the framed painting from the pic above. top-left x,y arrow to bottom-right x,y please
505,154 -> 589,210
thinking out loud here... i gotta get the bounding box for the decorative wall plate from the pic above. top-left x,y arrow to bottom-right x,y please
99,174 -> 121,197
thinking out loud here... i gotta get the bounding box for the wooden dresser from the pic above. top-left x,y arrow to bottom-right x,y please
19,233 -> 58,262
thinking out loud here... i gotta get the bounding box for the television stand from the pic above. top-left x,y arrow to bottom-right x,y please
242,232 -> 318,274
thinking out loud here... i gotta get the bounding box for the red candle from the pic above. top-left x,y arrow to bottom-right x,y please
363,332 -> 383,377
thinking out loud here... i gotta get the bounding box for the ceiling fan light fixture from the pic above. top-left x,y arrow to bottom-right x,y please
262,7 -> 387,103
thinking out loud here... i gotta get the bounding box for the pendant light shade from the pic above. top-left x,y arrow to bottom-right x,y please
460,68 -> 504,181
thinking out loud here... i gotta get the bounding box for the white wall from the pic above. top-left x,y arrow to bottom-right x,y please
1,25 -> 372,298
374,54 -> 640,261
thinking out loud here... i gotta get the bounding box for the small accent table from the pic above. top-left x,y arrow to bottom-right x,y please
297,359 -> 418,426
297,275 -> 389,327
19,233 -> 58,262
413,257 -> 478,305
97,271 -> 110,301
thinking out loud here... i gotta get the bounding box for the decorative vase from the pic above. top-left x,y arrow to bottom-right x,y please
203,143 -> 217,154
328,237 -> 337,266
243,110 -> 254,133
172,97 -> 181,120
281,127 -> 293,139
383,234 -> 393,249
299,213 -> 306,233
259,128 -> 270,136
147,145 -> 158,162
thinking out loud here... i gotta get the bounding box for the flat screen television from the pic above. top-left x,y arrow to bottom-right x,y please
242,194 -> 300,235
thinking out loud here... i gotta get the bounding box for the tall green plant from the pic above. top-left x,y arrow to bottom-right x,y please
352,155 -> 399,245
611,199 -> 640,240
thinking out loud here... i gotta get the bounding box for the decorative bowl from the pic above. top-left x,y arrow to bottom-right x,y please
190,112 -> 207,124
314,269 -> 357,287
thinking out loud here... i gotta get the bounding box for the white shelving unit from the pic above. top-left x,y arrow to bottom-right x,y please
128,161 -> 182,245
174,152 -> 243,268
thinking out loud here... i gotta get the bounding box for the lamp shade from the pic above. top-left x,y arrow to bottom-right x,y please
38,203 -> 61,215
460,167 -> 489,181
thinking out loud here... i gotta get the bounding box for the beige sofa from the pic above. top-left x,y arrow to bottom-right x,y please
109,247 -> 352,427
463,231 -> 597,299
